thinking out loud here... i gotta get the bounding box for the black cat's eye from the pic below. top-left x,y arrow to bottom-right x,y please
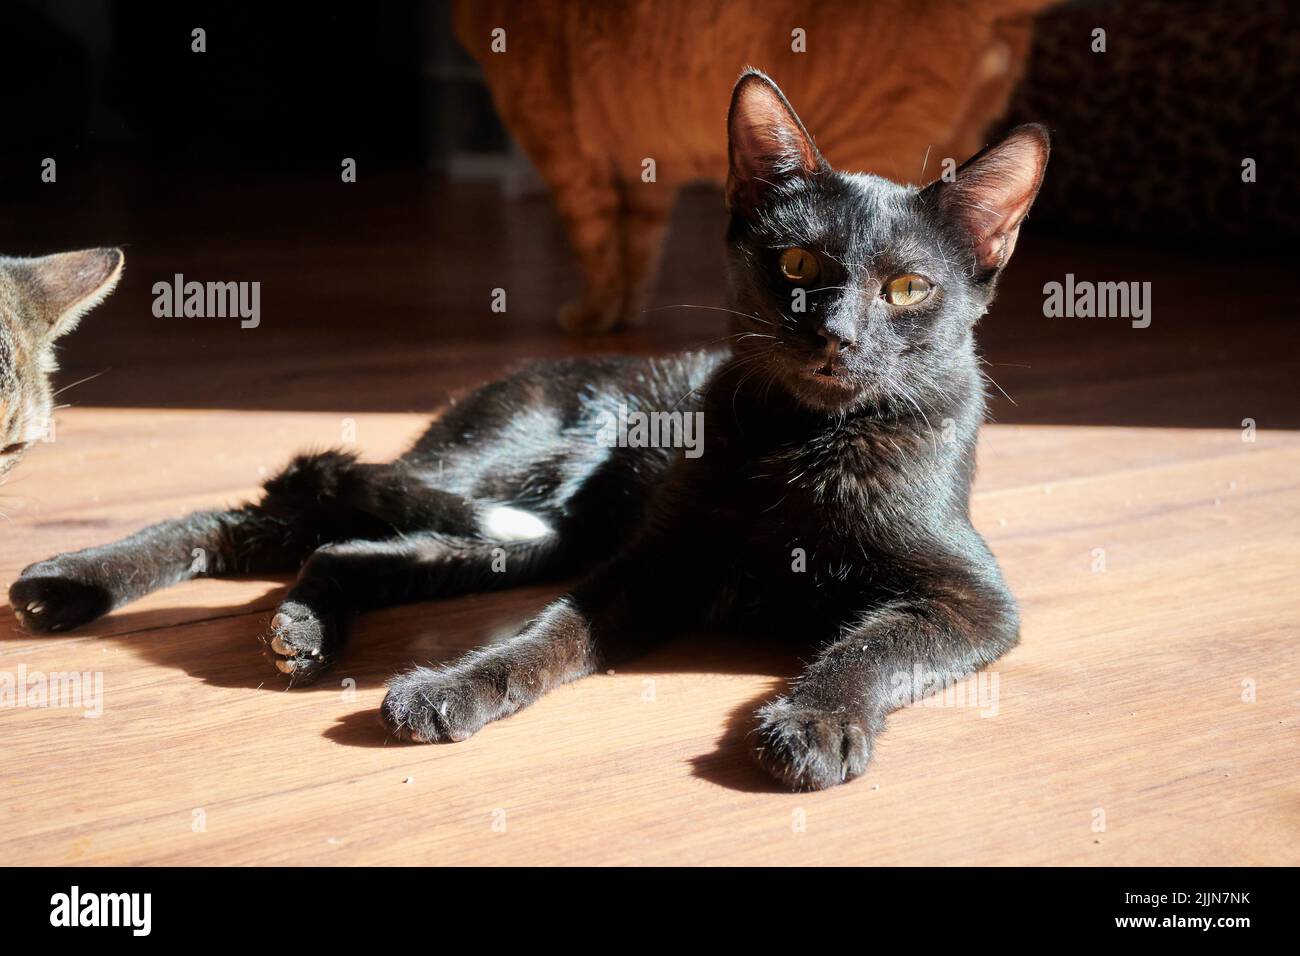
883,274 -> 934,307
0,442 -> 29,456
778,247 -> 820,285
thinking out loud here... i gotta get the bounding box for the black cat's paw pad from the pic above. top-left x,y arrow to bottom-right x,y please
8,568 -> 112,634
380,667 -> 496,743
263,600 -> 334,684
752,698 -> 874,791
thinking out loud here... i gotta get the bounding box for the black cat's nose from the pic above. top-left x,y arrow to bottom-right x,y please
814,317 -> 856,364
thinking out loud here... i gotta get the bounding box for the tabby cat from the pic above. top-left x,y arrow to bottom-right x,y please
0,248 -> 123,481
9,74 -> 1047,790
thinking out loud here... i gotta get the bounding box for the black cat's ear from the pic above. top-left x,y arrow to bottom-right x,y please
929,124 -> 1049,275
726,70 -> 827,214
10,248 -> 124,340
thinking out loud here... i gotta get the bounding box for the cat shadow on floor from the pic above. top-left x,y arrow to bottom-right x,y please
1,579 -> 576,692
2,577 -> 810,785
686,689 -> 804,794
325,621 -> 811,786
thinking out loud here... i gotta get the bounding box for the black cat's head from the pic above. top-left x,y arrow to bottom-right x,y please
723,70 -> 1048,414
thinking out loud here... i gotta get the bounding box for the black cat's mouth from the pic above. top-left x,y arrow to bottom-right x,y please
801,365 -> 853,383
777,357 -> 862,410
806,362 -> 850,380
798,367 -> 857,393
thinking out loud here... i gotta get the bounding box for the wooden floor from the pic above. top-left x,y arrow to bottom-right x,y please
1,172 -> 1297,865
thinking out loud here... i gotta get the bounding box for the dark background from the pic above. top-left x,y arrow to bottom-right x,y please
0,1 -> 514,184
4,0 -> 1295,228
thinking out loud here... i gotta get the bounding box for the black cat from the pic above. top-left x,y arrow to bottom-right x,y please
9,71 -> 1048,790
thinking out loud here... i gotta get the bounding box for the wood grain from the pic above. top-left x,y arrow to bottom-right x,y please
2,407 -> 1295,866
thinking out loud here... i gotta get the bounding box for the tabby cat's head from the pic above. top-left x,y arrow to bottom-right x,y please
0,248 -> 123,480
724,70 -> 1048,414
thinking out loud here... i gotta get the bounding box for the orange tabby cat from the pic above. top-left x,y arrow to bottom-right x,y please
453,0 -> 1056,333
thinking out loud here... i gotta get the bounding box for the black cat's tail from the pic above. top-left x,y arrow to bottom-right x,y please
259,448 -> 482,543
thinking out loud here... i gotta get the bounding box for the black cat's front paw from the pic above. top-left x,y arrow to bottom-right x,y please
9,564 -> 113,633
380,666 -> 498,743
753,698 -> 874,791
263,600 -> 337,684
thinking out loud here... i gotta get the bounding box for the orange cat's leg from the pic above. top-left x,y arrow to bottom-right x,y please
616,182 -> 677,329
550,175 -> 677,334
550,173 -> 627,335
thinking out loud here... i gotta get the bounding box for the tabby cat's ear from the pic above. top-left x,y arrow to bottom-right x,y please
726,70 -> 827,215
927,125 -> 1049,275
11,248 -> 124,340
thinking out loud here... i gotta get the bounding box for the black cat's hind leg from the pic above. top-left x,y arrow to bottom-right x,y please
10,506 -> 306,634
9,449 -> 442,634
265,527 -> 568,683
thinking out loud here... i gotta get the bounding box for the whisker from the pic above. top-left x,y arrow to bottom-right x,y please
53,368 -> 110,398
640,304 -> 767,323
980,369 -> 1017,407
